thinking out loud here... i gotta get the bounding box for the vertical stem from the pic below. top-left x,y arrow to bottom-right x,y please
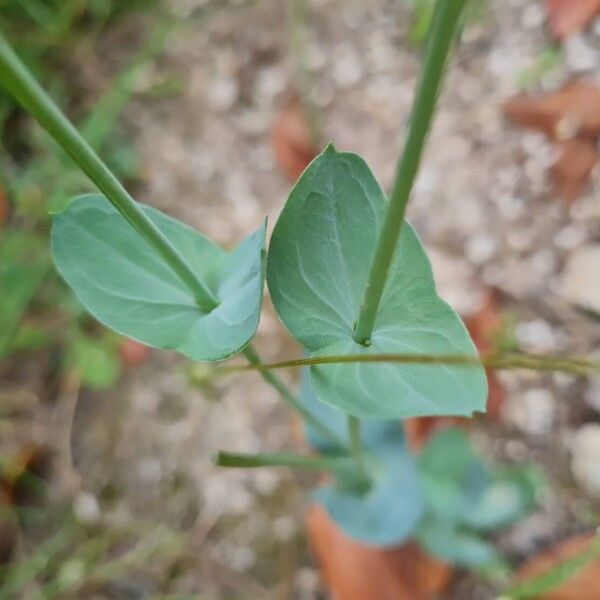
353,0 -> 467,344
242,345 -> 348,453
0,33 -> 219,312
347,415 -> 364,470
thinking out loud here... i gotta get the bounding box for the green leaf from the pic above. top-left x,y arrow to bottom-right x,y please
314,422 -> 424,546
0,230 -> 49,357
461,467 -> 541,532
52,194 -> 266,361
67,332 -> 121,390
267,145 -> 487,419
299,366 -> 398,454
417,520 -> 499,567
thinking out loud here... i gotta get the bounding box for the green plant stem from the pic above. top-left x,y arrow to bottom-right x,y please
353,0 -> 466,344
0,33 -> 219,312
242,345 -> 348,452
215,450 -> 350,473
348,415 -> 365,470
218,351 -> 600,377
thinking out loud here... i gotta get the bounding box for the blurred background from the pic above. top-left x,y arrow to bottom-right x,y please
2,0 -> 600,598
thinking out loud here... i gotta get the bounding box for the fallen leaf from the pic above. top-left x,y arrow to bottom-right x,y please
546,0 -> 600,40
514,533 -> 600,600
119,337 -> 152,368
0,487 -> 16,565
466,289 -> 506,420
306,504 -> 453,600
551,138 -> 598,203
405,417 -> 466,452
504,81 -> 600,141
271,101 -> 318,182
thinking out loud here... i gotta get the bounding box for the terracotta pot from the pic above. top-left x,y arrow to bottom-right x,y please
306,504 -> 453,600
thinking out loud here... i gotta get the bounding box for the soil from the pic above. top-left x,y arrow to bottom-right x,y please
4,0 -> 600,598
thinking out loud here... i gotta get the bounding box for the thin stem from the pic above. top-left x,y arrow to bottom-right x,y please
217,351 -> 600,377
347,415 -> 365,471
242,345 -> 349,453
215,450 -> 350,473
0,33 -> 219,311
353,0 -> 467,344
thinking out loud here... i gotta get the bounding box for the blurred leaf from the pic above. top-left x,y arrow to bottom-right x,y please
52,195 -> 266,361
417,520 -> 498,568
314,421 -> 424,546
67,331 -> 121,390
307,504 -> 453,600
267,145 -> 486,419
0,230 -> 49,357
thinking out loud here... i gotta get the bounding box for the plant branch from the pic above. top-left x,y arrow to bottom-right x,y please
347,415 -> 365,471
0,33 -> 219,311
215,450 -> 351,473
353,0 -> 467,344
217,351 -> 600,377
241,345 -> 349,453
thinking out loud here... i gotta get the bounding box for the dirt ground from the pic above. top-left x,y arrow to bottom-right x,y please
4,0 -> 600,598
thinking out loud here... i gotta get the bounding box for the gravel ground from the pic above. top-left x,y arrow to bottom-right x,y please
6,0 -> 600,598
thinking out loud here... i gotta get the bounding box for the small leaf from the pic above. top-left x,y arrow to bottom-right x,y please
67,332 -> 121,390
267,146 -> 486,419
314,420 -> 424,547
417,521 -> 498,567
52,195 -> 266,361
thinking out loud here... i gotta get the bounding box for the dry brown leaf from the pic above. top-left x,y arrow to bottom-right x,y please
306,504 -> 453,600
0,487 -> 16,565
546,0 -> 600,40
466,289 -> 506,420
551,138 -> 599,203
119,337 -> 152,368
405,417 -> 467,452
271,102 -> 318,183
515,533 -> 600,600
504,81 -> 600,141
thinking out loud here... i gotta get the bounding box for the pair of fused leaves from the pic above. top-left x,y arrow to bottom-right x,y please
52,195 -> 266,361
268,145 -> 487,419
417,428 -> 541,567
302,375 -> 538,556
53,145 -> 485,421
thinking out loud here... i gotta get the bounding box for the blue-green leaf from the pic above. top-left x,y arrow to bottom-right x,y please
267,145 -> 487,419
314,419 -> 423,547
52,194 -> 265,361
417,521 -> 499,567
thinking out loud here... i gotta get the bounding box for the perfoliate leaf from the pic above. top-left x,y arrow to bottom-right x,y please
52,195 -> 265,361
267,145 -> 487,419
314,420 -> 424,547
299,367 -> 397,454
417,521 -> 499,567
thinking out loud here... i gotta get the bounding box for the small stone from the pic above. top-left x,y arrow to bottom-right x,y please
564,35 -> 599,73
584,376 -> 600,413
571,424 -> 600,497
137,457 -> 162,483
521,4 -> 545,29
207,76 -> 239,112
505,388 -> 555,435
73,492 -> 101,524
465,234 -> 497,265
560,245 -> 600,314
516,319 -> 565,353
